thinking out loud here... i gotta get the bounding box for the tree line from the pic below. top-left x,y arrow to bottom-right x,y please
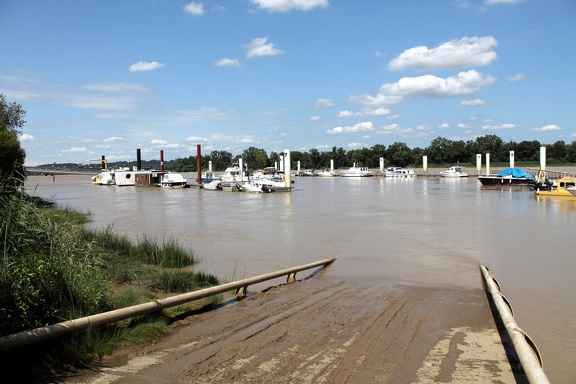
118,136 -> 575,172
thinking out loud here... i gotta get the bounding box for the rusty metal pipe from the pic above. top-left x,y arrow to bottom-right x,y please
480,264 -> 550,384
0,258 -> 336,351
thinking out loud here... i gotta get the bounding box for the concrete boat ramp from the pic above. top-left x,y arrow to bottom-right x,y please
61,269 -> 537,384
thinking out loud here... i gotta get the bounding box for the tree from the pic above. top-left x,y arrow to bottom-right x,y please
242,147 -> 269,169
208,150 -> 233,171
0,94 -> 27,189
476,134 -> 505,161
516,140 -> 541,162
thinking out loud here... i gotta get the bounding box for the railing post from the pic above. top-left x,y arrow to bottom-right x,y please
235,286 -> 247,299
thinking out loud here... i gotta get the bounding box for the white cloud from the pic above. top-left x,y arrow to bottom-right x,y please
151,139 -> 168,145
438,123 -> 450,129
83,83 -> 148,94
250,0 -> 328,13
326,121 -> 374,134
457,123 -> 470,129
388,36 -> 498,71
485,0 -> 524,4
364,107 -> 391,116
61,147 -> 87,153
19,133 -> 34,141
104,136 -> 124,142
129,61 -> 165,72
183,2 -> 205,15
185,136 -> 210,142
346,93 -> 403,106
338,110 -> 354,118
533,124 -> 561,132
459,98 -> 487,107
240,137 -> 254,144
310,116 -> 321,121
482,123 -> 517,130
378,70 -> 496,99
214,58 -> 240,67
507,74 -> 526,82
244,37 -> 286,59
312,98 -> 335,108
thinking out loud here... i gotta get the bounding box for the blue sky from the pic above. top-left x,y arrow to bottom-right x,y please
1,0 -> 575,166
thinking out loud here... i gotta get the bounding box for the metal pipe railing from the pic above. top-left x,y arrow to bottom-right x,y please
480,264 -> 550,384
0,258 -> 336,351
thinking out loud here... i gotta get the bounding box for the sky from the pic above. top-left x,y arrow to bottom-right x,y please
1,0 -> 575,166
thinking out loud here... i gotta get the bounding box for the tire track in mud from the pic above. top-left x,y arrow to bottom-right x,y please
66,276 -> 514,384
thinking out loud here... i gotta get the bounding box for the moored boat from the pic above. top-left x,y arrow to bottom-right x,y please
201,179 -> 222,190
220,164 -> 248,183
317,168 -> 336,177
384,167 -> 415,178
535,175 -> 576,198
201,171 -> 217,183
160,173 -> 188,188
477,167 -> 536,186
91,169 -> 115,185
439,166 -> 468,178
340,163 -> 373,177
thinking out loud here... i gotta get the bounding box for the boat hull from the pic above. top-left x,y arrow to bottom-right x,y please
477,176 -> 535,186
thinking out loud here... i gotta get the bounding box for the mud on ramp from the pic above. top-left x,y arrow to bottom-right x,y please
67,275 -> 515,383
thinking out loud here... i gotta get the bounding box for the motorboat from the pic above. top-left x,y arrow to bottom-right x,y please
299,169 -> 315,177
220,181 -> 243,192
384,167 -> 415,178
201,171 -> 217,183
340,163 -> 373,177
220,164 -> 248,183
535,175 -> 576,198
246,171 -> 292,192
160,173 -> 188,188
201,179 -> 222,190
477,168 -> 536,186
317,168 -> 336,177
241,180 -> 274,193
439,166 -> 468,178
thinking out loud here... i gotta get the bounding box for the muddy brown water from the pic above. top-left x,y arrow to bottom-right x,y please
26,172 -> 576,383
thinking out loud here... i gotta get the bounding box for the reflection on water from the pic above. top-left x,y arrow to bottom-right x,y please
26,175 -> 576,383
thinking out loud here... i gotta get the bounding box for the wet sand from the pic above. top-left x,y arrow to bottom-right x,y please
63,273 -> 519,384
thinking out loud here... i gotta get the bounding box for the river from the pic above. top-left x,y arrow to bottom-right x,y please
26,172 -> 576,383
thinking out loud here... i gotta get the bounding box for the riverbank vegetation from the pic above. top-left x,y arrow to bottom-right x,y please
0,185 -> 221,378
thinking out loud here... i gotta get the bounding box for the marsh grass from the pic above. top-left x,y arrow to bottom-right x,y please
0,190 -> 220,379
135,235 -> 196,268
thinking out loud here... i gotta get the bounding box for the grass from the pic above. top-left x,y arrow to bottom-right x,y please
0,187 -> 221,380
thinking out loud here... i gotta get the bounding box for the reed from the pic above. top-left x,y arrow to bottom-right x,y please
0,188 -> 220,379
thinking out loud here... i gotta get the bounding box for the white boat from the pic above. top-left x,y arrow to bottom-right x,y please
220,181 -> 243,192
384,167 -> 415,178
220,164 -> 248,183
246,171 -> 292,192
241,181 -> 274,193
340,163 -> 373,177
317,168 -> 336,177
160,173 -> 188,188
201,179 -> 222,190
439,166 -> 468,178
91,169 -> 115,185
